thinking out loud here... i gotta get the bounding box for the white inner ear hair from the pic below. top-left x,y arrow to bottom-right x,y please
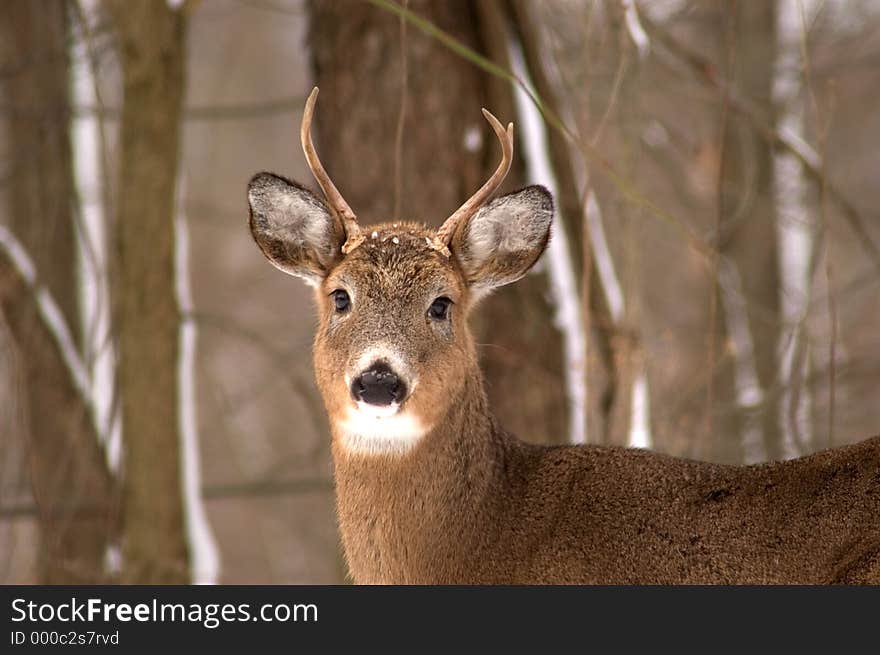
335,404 -> 429,456
467,195 -> 546,263
261,188 -> 333,255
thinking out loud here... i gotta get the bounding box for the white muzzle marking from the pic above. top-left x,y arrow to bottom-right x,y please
336,402 -> 428,455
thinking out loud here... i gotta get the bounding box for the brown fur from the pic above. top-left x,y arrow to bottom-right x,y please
334,376 -> 880,583
248,175 -> 880,585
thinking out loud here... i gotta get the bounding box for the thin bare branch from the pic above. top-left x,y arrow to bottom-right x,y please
0,226 -> 95,423
643,15 -> 880,276
392,0 -> 409,222
54,95 -> 307,121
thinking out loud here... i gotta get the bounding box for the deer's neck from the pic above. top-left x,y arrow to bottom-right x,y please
330,368 -> 512,584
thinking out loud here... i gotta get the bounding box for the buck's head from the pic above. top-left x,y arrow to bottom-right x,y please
248,88 -> 552,456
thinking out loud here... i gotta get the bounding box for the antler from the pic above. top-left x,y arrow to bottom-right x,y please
433,109 -> 514,255
301,87 -> 364,254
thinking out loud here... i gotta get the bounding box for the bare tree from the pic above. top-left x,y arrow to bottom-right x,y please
0,0 -> 118,583
711,1 -> 782,463
105,0 -> 189,583
578,2 -> 650,446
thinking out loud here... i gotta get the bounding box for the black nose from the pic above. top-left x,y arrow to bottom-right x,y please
351,362 -> 407,406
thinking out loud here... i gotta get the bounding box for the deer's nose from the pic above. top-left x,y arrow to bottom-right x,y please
351,362 -> 407,407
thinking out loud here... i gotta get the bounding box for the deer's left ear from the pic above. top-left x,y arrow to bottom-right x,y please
450,185 -> 553,298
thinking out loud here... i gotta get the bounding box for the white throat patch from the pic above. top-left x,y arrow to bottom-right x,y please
336,402 -> 428,455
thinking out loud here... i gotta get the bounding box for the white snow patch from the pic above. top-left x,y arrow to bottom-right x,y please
642,120 -> 669,148
104,544 -> 122,576
463,124 -> 482,153
773,0 -> 818,459
621,0 -> 650,59
174,178 -> 220,585
70,16 -> 122,471
629,373 -> 651,448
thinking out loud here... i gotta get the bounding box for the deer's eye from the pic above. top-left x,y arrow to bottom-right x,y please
332,289 -> 351,313
428,297 -> 452,321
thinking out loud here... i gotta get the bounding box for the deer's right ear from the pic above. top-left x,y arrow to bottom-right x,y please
248,172 -> 345,285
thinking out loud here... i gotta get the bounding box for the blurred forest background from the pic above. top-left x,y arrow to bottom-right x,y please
0,0 -> 878,584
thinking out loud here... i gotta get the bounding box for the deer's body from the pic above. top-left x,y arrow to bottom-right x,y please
334,343 -> 880,584
249,89 -> 880,585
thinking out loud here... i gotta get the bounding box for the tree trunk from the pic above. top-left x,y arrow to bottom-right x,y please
712,1 -> 782,463
773,0 -> 814,459
106,0 -> 189,583
308,0 -> 567,443
0,0 -> 119,583
582,3 -> 647,446
509,0 -> 618,444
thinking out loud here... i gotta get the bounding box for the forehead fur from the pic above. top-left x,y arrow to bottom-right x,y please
325,222 -> 461,296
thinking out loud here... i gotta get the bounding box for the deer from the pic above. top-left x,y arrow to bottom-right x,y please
247,88 -> 880,584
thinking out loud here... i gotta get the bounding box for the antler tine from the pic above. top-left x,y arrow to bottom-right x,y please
434,109 -> 514,252
301,87 -> 364,254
